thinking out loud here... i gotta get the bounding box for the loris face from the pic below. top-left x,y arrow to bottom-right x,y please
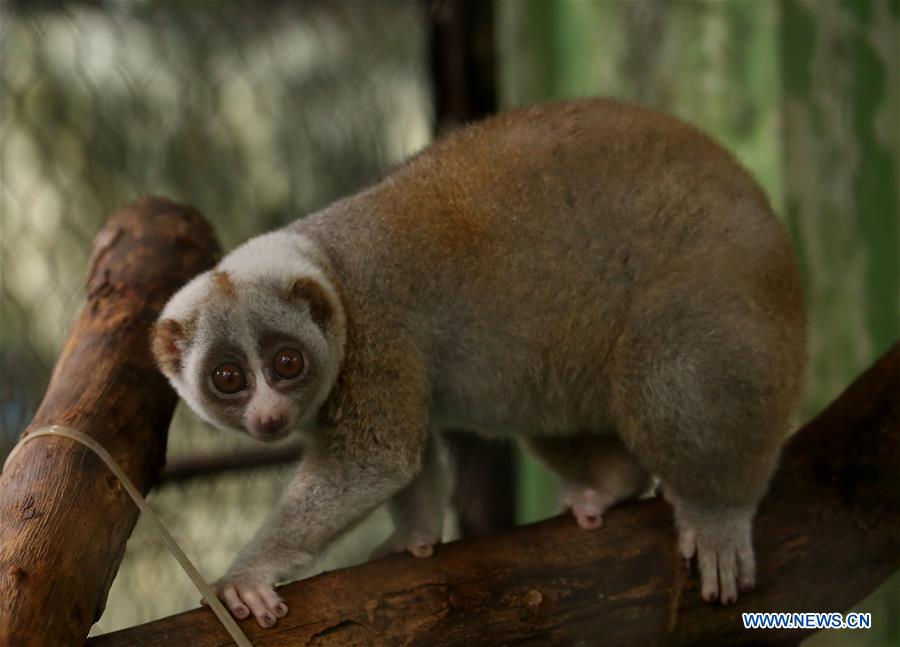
151,233 -> 345,441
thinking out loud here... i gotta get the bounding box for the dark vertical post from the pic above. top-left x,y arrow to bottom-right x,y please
428,0 -> 497,127
426,0 -> 517,536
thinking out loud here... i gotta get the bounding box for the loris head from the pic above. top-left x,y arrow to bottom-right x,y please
151,232 -> 345,441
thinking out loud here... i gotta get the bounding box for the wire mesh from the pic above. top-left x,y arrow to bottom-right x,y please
1,0 -> 432,633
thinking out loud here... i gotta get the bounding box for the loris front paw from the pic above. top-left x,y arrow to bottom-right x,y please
209,571 -> 288,628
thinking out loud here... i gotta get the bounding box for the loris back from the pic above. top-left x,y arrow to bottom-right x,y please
296,98 -> 805,439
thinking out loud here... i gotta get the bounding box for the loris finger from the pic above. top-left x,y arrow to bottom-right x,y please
257,585 -> 288,618
237,589 -> 276,628
220,586 -> 250,620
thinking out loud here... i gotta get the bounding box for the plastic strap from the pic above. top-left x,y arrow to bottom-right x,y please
3,425 -> 253,647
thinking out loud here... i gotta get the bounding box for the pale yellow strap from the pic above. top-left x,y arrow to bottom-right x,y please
3,425 -> 253,647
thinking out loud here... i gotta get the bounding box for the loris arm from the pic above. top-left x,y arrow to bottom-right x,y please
214,450 -> 416,626
213,336 -> 429,628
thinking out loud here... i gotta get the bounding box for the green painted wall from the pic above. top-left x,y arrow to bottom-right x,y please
781,1 -> 899,644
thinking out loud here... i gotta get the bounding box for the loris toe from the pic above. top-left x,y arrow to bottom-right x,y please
565,488 -> 608,530
673,499 -> 756,605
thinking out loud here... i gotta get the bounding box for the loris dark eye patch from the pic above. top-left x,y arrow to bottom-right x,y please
212,363 -> 247,394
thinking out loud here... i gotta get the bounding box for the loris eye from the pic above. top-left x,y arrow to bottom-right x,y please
273,348 -> 304,380
211,363 -> 247,394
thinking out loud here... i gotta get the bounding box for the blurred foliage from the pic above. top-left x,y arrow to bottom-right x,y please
1,0 -> 431,633
499,2 -> 898,645
783,0 -> 899,420
1,0 -> 897,641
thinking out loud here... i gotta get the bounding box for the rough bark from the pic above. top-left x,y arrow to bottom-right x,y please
89,343 -> 900,646
0,197 -> 221,646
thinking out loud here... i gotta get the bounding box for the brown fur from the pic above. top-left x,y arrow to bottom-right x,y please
212,270 -> 237,298
301,99 -> 806,458
158,98 -> 807,619
293,98 -> 805,605
287,277 -> 335,332
150,318 -> 186,373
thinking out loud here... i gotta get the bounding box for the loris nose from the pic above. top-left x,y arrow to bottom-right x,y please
258,413 -> 286,435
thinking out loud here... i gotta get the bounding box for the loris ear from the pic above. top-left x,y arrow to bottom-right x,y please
286,277 -> 334,331
151,319 -> 187,376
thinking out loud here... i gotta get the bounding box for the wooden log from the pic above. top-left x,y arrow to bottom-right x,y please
89,342 -> 900,646
161,440 -> 304,484
0,197 -> 221,646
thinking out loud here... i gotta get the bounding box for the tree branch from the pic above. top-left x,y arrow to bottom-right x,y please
161,441 -> 304,484
90,342 -> 900,646
0,197 -> 221,647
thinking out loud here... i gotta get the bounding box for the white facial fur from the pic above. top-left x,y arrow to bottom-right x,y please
154,232 -> 345,442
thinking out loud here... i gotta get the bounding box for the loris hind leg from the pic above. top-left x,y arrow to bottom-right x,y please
614,372 -> 784,605
371,434 -> 449,559
525,434 -> 653,530
610,302 -> 800,604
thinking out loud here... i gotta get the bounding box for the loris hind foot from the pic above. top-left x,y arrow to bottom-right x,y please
526,434 -> 652,530
667,493 -> 756,605
371,528 -> 440,559
370,435 -> 447,560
